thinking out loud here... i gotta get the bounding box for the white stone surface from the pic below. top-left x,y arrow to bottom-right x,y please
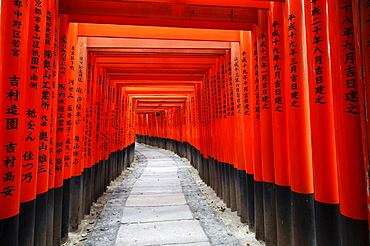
121,205 -> 193,223
116,220 -> 209,245
125,193 -> 187,207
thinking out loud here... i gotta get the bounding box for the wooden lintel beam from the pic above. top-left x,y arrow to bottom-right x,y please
69,14 -> 254,31
87,37 -> 232,49
110,75 -> 203,81
61,1 -> 259,23
97,63 -> 214,69
87,48 -> 227,55
80,24 -> 240,42
95,56 -> 217,65
106,69 -> 208,75
102,0 -> 270,8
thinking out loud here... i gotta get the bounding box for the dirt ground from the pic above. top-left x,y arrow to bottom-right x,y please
63,147 -> 264,246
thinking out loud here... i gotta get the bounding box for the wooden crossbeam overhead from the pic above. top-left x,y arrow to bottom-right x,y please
130,95 -> 189,99
88,48 -> 227,56
119,84 -> 195,89
137,99 -> 186,103
69,14 -> 255,30
107,0 -> 270,8
110,76 -> 202,82
98,64 -> 215,69
61,1 -> 259,22
137,106 -> 181,110
106,69 -> 208,75
86,38 -> 232,49
80,24 -> 241,41
61,0 -> 271,29
111,79 -> 202,86
95,57 -> 218,65
137,103 -> 184,107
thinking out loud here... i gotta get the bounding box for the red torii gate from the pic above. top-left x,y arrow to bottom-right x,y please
0,1 -> 369,246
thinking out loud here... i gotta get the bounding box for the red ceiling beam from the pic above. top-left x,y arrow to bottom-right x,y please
116,0 -> 270,8
80,24 -> 241,42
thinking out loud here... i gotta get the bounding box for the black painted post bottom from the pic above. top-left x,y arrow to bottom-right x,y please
34,192 -> 48,246
69,175 -> 82,231
217,161 -> 223,198
61,179 -> 70,244
254,180 -> 264,240
275,185 -> 292,246
314,201 -> 341,246
238,170 -> 248,224
263,182 -> 277,246
291,192 -> 316,246
46,188 -> 54,246
84,168 -> 92,215
229,166 -> 237,212
53,186 -> 63,246
340,214 -> 369,246
0,214 -> 19,246
246,174 -> 255,231
19,199 -> 36,246
235,169 -> 241,216
221,163 -> 227,202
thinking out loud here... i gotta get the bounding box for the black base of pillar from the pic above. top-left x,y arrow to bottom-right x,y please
238,170 -> 248,223
0,214 -> 19,246
263,182 -> 277,246
34,191 -> 48,246
229,166 -> 237,212
276,185 -> 292,246
291,191 -> 316,246
246,174 -> 255,231
19,199 -> 36,246
340,214 -> 369,246
69,175 -> 82,231
314,201 -> 341,246
254,180 -> 264,241
61,179 -> 70,243
53,186 -> 63,246
46,188 -> 54,246
84,168 -> 92,215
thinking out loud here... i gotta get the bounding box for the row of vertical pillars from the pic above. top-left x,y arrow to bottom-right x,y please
137,135 -> 369,246
0,143 -> 135,246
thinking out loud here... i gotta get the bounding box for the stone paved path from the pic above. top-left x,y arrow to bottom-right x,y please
86,143 -> 242,246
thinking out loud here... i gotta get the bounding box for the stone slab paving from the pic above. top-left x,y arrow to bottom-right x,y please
86,143 -> 242,246
116,220 -> 209,245
120,205 -> 193,223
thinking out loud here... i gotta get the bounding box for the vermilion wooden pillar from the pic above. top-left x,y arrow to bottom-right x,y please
251,23 -> 264,240
353,0 -> 370,237
225,50 -> 237,211
304,0 -> 341,245
240,31 -> 256,229
34,0 -> 55,245
46,1 -> 58,244
285,0 -> 316,245
20,1 -> 47,244
268,3 -> 292,245
328,1 -> 368,245
358,1 -> 370,235
0,1 -> 29,245
68,34 -> 87,232
231,42 -> 246,218
53,13 -> 69,246
257,10 -> 277,246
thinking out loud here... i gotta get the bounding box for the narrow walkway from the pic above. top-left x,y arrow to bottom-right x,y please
86,143 -> 242,246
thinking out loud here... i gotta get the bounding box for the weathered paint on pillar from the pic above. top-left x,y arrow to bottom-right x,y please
328,0 -> 369,244
304,0 -> 341,245
285,0 -> 316,245
268,2 -> 292,245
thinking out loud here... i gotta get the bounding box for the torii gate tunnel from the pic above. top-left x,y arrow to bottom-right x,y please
0,0 -> 369,245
